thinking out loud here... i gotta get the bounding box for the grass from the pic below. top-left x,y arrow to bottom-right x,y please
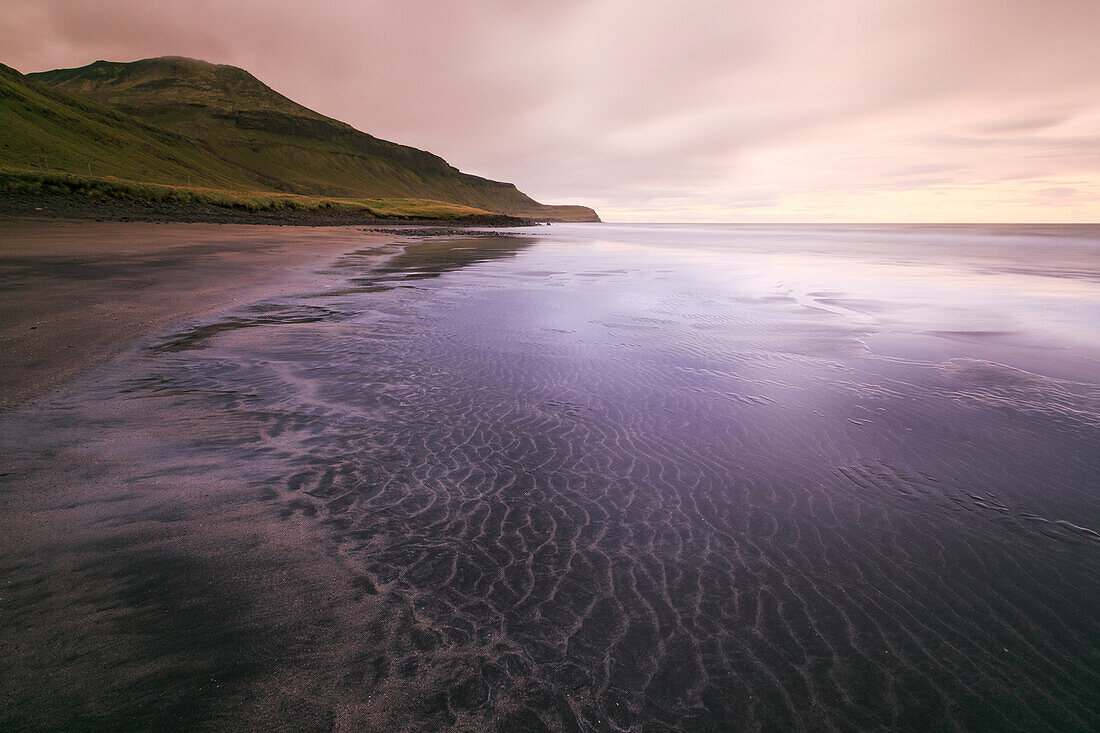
1,62 -> 251,191
0,168 -> 509,220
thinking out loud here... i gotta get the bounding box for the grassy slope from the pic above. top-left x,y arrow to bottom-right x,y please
0,169 -> 511,221
25,57 -> 598,221
0,63 -> 501,220
0,62 -> 251,189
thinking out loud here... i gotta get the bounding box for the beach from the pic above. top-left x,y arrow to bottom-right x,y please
0,221 -> 412,728
1,221 -> 1098,730
0,220 -> 403,410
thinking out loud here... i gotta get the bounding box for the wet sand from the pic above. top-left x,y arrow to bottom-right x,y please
0,221 -> 410,729
2,222 -> 1098,731
0,220 -> 394,410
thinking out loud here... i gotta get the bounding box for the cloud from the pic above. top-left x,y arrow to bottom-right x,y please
2,0 -> 1098,221
974,114 -> 1074,136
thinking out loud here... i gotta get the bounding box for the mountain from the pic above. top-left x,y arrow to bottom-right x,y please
3,57 -> 598,221
0,61 -> 509,222
0,62 -> 252,189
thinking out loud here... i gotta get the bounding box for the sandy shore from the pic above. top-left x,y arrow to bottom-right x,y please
0,220 -> 408,729
0,219 -> 396,411
2,221 -> 1097,729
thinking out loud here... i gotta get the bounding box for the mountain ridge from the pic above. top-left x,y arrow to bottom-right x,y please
4,56 -> 598,222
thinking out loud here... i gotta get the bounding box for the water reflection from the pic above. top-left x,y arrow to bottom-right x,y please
369,235 -> 537,283
153,235 -> 536,351
2,225 -> 1097,730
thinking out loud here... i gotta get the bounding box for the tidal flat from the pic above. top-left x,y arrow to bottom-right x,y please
1,222 -> 1098,730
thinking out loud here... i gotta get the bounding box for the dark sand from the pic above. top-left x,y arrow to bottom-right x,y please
0,220 -> 395,410
1,222 -> 1097,731
0,221 -> 409,729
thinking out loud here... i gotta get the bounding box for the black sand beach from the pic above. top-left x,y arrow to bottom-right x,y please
1,222 -> 1098,731
0,221 -> 402,410
0,222 -> 407,728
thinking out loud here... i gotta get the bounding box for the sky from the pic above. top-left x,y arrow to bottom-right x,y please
3,0 -> 1099,222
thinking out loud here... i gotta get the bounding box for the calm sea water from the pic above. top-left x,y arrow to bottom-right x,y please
5,224 -> 1100,729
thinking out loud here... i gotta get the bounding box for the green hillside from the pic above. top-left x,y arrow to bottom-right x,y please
0,62 -> 251,189
20,56 -> 597,221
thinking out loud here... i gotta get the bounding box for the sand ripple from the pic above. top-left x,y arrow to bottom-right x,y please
6,234 -> 1099,730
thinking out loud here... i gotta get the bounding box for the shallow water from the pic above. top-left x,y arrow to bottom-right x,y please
4,224 -> 1099,730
